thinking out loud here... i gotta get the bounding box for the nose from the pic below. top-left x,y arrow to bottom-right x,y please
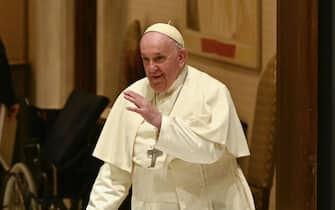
147,61 -> 158,73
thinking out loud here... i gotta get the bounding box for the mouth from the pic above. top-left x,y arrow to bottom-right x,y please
150,74 -> 162,80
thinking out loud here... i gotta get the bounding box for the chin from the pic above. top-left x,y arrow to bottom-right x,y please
151,85 -> 166,93
153,88 -> 166,93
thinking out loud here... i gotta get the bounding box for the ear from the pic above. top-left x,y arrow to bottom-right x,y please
177,48 -> 188,67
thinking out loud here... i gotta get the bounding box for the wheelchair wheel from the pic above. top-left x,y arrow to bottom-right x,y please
1,163 -> 38,210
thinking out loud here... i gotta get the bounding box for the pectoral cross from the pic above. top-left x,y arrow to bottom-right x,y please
147,148 -> 163,168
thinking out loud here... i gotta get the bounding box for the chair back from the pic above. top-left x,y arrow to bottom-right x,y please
247,56 -> 276,210
41,90 -> 109,171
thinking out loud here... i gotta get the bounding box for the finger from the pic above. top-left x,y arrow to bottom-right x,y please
123,92 -> 142,108
123,90 -> 150,109
124,90 -> 145,103
123,93 -> 138,106
124,90 -> 143,98
126,106 -> 142,115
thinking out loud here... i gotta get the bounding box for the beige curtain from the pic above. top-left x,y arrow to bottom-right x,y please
28,0 -> 74,109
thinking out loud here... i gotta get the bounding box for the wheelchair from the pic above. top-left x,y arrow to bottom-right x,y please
0,90 -> 109,210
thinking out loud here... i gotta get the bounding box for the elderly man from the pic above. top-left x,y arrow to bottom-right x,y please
87,23 -> 255,210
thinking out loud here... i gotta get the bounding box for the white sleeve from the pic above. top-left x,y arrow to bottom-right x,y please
155,115 -> 225,164
86,163 -> 131,210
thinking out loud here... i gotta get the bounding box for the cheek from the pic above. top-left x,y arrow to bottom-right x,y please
165,68 -> 179,85
144,67 -> 149,75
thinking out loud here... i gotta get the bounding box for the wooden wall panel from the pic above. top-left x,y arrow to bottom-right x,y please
0,0 -> 27,64
74,0 -> 96,93
277,0 -> 318,209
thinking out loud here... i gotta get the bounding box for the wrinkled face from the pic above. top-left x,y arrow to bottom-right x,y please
140,32 -> 187,93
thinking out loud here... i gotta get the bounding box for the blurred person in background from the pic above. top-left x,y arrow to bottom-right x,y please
0,38 -> 20,122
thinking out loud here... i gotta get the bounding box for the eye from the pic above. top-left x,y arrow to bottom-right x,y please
154,55 -> 166,63
141,57 -> 149,64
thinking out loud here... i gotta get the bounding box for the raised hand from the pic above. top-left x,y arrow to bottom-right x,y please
123,90 -> 162,129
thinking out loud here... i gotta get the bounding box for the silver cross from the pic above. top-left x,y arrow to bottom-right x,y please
147,148 -> 163,168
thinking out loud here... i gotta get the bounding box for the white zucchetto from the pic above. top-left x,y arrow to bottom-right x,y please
144,23 -> 184,47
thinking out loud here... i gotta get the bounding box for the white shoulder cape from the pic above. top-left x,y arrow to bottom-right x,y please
93,66 -> 249,172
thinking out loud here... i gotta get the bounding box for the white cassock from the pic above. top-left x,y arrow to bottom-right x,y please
87,65 -> 255,210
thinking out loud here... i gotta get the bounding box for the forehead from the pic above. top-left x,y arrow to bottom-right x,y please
140,32 -> 175,52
